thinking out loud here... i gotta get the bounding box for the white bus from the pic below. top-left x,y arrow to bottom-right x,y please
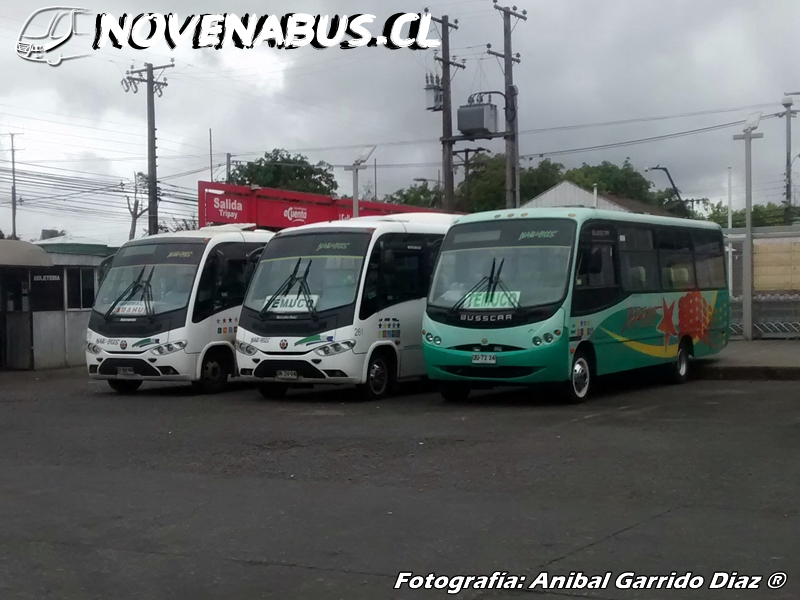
235,214 -> 458,400
86,224 -> 274,393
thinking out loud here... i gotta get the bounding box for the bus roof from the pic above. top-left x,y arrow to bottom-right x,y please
452,207 -> 722,230
274,212 -> 460,236
122,226 -> 274,247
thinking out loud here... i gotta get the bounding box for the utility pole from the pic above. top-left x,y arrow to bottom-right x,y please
488,1 -> 526,208
344,146 -> 375,218
734,118 -> 764,341
226,153 -> 232,183
126,172 -> 147,240
209,129 -> 214,181
727,166 -> 733,296
428,11 -> 464,213
781,93 -> 800,223
122,60 -> 174,236
646,164 -> 686,211
454,147 -> 488,208
1,133 -> 22,239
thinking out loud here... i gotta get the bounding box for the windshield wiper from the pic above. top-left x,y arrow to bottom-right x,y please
486,259 -> 521,311
259,258 -> 303,318
139,267 -> 156,319
449,258 -> 496,313
295,259 -> 318,320
103,266 -> 146,320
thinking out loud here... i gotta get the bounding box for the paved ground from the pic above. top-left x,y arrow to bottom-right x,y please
1,368 -> 798,599
695,340 -> 800,380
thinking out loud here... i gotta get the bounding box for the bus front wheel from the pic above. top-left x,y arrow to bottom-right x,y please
193,350 -> 230,394
564,349 -> 593,404
358,351 -> 396,401
107,379 -> 142,394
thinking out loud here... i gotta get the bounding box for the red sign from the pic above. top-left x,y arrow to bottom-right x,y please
198,182 -> 448,230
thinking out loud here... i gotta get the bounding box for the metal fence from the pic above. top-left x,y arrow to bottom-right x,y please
725,225 -> 800,339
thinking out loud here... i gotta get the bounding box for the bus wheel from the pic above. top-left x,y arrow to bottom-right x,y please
564,350 -> 592,404
669,339 -> 691,385
359,351 -> 396,401
258,383 -> 289,399
107,379 -> 142,394
439,383 -> 470,402
193,350 -> 230,394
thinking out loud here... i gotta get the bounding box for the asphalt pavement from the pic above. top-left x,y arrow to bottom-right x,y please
0,368 -> 798,599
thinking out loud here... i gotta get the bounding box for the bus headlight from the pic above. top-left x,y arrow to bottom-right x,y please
425,333 -> 434,343
544,333 -> 554,344
150,341 -> 187,355
433,336 -> 442,346
236,341 -> 258,356
87,342 -> 101,355
532,336 -> 542,346
314,340 -> 356,356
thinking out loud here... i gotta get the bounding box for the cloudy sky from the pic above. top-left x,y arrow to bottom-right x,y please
0,0 -> 796,244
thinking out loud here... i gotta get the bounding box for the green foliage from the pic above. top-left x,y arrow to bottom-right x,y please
705,201 -> 800,228
230,148 -> 338,195
0,229 -> 5,239
384,182 -> 440,207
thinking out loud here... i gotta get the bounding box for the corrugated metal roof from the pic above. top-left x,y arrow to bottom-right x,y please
0,240 -> 53,267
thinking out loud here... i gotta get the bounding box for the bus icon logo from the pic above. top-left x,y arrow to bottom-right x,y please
17,7 -> 92,66
279,339 -> 288,350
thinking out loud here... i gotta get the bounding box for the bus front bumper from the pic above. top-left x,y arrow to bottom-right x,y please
238,352 -> 362,386
86,350 -> 197,382
423,342 -> 569,385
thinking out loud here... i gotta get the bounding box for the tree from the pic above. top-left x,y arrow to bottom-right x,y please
385,182 -> 440,207
145,218 -> 198,236
563,159 -> 654,205
126,171 -> 148,241
705,201 -> 795,228
0,229 -> 5,239
230,148 -> 338,195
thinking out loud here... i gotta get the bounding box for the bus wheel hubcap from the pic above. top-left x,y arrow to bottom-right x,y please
678,349 -> 687,376
369,360 -> 387,395
572,359 -> 589,397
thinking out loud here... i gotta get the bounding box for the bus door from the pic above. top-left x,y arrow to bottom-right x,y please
571,222 -> 623,376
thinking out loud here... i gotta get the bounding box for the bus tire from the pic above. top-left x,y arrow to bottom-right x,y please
564,348 -> 593,404
108,379 -> 142,394
193,348 -> 230,394
669,338 -> 692,385
439,382 -> 471,402
359,349 -> 396,401
258,383 -> 289,399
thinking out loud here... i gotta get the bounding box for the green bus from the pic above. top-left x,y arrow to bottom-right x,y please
422,207 -> 729,402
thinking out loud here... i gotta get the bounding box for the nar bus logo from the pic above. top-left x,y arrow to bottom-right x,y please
17,7 -> 92,66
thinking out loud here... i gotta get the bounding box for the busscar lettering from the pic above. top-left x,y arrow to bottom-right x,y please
460,313 -> 512,322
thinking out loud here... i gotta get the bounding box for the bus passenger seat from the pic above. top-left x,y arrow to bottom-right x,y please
629,266 -> 646,289
672,267 -> 689,288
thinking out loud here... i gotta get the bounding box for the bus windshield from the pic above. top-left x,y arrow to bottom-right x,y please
429,219 -> 577,310
93,242 -> 205,317
244,231 -> 371,315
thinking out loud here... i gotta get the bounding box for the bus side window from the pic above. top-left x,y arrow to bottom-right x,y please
359,245 -> 381,320
192,258 -> 217,323
572,224 -> 620,316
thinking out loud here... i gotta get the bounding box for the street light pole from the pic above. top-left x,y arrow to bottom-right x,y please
734,116 -> 764,341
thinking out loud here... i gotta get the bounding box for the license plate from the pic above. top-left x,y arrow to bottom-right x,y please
276,370 -> 298,380
471,354 -> 497,365
116,367 -> 135,377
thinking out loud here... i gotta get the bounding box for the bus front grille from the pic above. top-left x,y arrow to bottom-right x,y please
253,360 -> 326,379
98,359 -> 161,377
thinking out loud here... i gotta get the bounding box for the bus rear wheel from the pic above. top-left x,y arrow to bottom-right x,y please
669,339 -> 691,385
107,379 -> 142,394
564,349 -> 593,404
